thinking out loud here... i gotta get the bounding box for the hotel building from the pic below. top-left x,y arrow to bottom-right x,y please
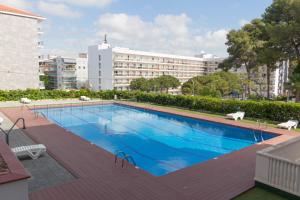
88,41 -> 211,93
88,40 -> 289,97
0,4 -> 45,90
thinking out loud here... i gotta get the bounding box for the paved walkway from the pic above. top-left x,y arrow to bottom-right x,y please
0,101 -> 298,200
0,112 -> 75,192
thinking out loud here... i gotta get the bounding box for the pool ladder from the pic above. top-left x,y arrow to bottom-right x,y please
114,151 -> 137,168
253,120 -> 267,142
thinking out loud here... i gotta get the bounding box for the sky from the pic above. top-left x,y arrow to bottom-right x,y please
0,0 -> 273,58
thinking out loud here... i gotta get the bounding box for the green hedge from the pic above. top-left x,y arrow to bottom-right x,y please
0,89 -> 138,101
0,89 -> 299,122
135,92 -> 300,122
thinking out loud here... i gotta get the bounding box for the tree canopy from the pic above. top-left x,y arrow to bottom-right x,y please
181,71 -> 243,97
130,75 -> 180,93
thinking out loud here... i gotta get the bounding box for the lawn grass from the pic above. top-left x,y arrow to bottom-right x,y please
233,187 -> 289,200
126,101 -> 300,132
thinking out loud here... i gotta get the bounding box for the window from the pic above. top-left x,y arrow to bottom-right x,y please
78,66 -> 81,69
99,78 -> 101,84
99,55 -> 101,61
99,71 -> 101,76
83,67 -> 85,69
99,63 -> 101,69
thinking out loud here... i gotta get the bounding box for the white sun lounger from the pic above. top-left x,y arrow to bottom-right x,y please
11,144 -> 46,160
80,96 -> 91,101
20,98 -> 31,104
226,111 -> 245,121
277,120 -> 298,130
0,117 -> 3,125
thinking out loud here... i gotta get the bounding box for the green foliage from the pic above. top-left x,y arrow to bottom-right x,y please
129,75 -> 180,93
182,71 -> 243,97
135,92 -> 300,122
129,78 -> 150,92
263,0 -> 300,100
0,89 -> 139,101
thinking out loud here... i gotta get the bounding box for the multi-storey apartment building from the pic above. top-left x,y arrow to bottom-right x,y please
88,41 -> 206,93
39,54 -> 88,90
43,57 -> 77,90
0,4 -> 45,90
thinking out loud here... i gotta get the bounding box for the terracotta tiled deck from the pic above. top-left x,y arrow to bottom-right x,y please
1,101 -> 298,200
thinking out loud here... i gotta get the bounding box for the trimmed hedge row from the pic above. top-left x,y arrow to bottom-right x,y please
135,92 -> 300,122
0,89 -> 299,122
0,89 -> 137,101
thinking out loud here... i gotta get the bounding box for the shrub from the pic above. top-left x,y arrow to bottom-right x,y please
135,92 -> 300,122
0,89 -> 299,122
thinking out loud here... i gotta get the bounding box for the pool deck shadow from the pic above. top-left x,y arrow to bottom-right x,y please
0,102 -> 299,200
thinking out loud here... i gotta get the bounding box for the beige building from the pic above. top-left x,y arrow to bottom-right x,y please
88,41 -> 213,94
0,4 -> 44,90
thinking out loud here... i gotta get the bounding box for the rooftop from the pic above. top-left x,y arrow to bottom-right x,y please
0,4 -> 45,21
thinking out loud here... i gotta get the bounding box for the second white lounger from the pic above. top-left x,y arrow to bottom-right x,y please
12,144 -> 46,160
226,111 -> 245,121
277,120 -> 298,130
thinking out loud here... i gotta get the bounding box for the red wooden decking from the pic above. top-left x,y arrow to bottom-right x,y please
1,102 -> 298,200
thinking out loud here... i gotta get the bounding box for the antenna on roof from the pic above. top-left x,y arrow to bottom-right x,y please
104,34 -> 108,44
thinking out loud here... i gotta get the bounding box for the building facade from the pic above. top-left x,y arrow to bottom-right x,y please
39,54 -> 88,90
88,42 -> 207,93
0,4 -> 44,90
76,53 -> 89,89
203,57 -> 289,98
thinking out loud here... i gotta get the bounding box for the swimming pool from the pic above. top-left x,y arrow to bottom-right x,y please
36,104 -> 278,176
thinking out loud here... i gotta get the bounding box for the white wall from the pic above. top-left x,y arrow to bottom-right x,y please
0,14 -> 40,90
88,45 -> 113,91
76,57 -> 88,89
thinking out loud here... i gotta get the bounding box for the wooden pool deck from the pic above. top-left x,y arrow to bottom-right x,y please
1,101 -> 298,200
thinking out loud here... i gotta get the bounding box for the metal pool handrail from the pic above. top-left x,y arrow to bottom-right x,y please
0,118 -> 26,146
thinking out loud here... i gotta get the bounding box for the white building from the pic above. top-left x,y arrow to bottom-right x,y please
39,54 -> 88,90
76,53 -> 88,89
0,4 -> 45,90
88,41 -> 207,93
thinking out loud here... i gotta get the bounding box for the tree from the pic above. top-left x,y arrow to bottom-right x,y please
129,75 -> 180,93
156,75 -> 180,93
39,75 -> 50,89
248,19 -> 283,99
182,72 -> 242,97
130,78 -> 150,92
263,0 -> 300,100
219,20 -> 266,96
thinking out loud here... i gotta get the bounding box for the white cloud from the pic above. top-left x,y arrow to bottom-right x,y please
0,0 -> 32,9
37,1 -> 81,18
239,19 -> 250,27
95,13 -> 228,57
49,0 -> 113,7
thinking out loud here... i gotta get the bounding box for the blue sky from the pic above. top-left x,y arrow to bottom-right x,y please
1,0 -> 273,57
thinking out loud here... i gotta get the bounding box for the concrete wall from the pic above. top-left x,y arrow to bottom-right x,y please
88,45 -> 113,91
0,179 -> 29,200
0,14 -> 40,90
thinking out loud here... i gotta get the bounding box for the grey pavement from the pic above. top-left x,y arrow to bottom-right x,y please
0,112 -> 75,192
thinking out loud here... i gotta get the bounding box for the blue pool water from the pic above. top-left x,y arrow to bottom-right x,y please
36,104 -> 277,176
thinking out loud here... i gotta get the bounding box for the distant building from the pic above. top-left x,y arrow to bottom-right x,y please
202,56 -> 289,97
0,4 -> 45,90
39,54 -> 88,90
88,40 -> 212,94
